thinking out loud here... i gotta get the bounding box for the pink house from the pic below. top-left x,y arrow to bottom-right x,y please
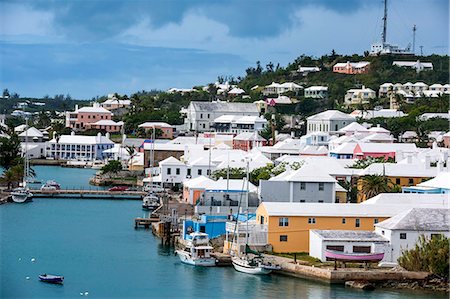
353,143 -> 417,160
66,104 -> 114,132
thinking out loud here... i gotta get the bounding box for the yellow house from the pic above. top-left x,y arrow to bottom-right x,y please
356,162 -> 436,202
255,202 -> 411,253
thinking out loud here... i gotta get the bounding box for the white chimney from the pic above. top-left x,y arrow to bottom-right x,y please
75,104 -> 79,111
106,132 -> 110,140
71,131 -> 75,136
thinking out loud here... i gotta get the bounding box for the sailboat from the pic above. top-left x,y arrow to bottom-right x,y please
11,115 -> 33,203
142,127 -> 160,211
231,160 -> 280,275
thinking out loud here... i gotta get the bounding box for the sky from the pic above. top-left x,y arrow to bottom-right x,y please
0,0 -> 448,99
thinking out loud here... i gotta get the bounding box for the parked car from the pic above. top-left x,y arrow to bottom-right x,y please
108,186 -> 129,192
143,184 -> 164,193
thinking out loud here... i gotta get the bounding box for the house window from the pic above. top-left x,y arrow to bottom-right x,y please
355,218 -> 360,227
279,217 -> 289,227
408,178 -> 414,185
381,230 -> 385,235
167,168 -> 171,175
342,218 -> 346,224
326,245 -> 344,252
198,169 -> 202,175
318,183 -> 324,191
187,169 -> 191,176
308,218 -> 316,224
279,235 -> 288,242
374,218 -> 379,224
207,114 -> 210,119
400,233 -> 407,239
199,226 -> 206,233
300,182 -> 305,190
396,178 -> 401,184
200,113 -> 203,119
353,246 -> 371,253
300,200 -> 305,203
176,168 -> 180,175
318,200 -> 324,203
260,216 -> 265,225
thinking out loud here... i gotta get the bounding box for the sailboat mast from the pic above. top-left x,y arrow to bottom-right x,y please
382,0 -> 388,44
24,115 -> 28,184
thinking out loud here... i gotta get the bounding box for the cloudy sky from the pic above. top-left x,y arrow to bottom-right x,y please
0,0 -> 448,99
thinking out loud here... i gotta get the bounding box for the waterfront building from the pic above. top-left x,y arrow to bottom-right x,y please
138,122 -> 174,139
309,230 -> 390,262
184,101 -> 259,132
374,208 -> 450,263
182,215 -> 230,240
402,172 -> 450,194
45,132 -> 114,161
344,86 -> 376,106
223,217 -> 269,255
306,110 -> 355,134
65,103 -> 114,132
332,62 -> 370,74
304,86 -> 328,99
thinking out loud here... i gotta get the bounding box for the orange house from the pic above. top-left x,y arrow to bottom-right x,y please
255,202 -> 409,253
333,61 -> 370,74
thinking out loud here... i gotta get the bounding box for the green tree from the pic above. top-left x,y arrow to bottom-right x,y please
398,234 -> 449,278
101,160 -> 123,174
0,134 -> 21,169
359,175 -> 393,199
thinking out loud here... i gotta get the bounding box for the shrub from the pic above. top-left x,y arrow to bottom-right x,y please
398,234 -> 449,277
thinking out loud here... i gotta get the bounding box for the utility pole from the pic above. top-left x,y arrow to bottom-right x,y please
382,0 -> 388,44
412,24 -> 416,54
420,45 -> 423,56
271,114 -> 276,145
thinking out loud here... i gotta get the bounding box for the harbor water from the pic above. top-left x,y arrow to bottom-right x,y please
0,167 -> 445,299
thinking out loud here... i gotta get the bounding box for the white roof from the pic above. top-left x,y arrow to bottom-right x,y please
305,86 -> 328,91
270,163 -> 337,183
214,115 -> 266,125
205,178 -> 257,193
356,142 -> 417,154
138,122 -> 172,128
334,61 -> 370,68
266,96 -> 292,104
330,142 -> 357,154
101,99 -> 131,105
338,122 -> 368,133
18,127 -> 43,138
361,133 -> 395,142
375,208 -> 449,231
417,172 -> 450,189
362,193 -> 449,206
182,176 -> 214,189
279,82 -> 303,89
92,120 -> 124,126
77,106 -> 112,114
14,124 -> 27,133
160,156 -> 184,166
234,132 -> 266,142
259,202 -> 424,217
49,134 -> 114,145
359,162 -> 438,178
307,110 -> 355,121
228,87 -> 245,95
367,125 -> 390,134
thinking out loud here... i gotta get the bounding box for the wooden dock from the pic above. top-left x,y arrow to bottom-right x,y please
31,189 -> 146,199
134,217 -> 160,229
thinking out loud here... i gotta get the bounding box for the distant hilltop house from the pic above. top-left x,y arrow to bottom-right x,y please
65,103 -> 123,133
393,60 -> 433,73
183,101 -> 259,132
333,61 -> 370,74
379,82 -> 449,107
100,98 -> 131,111
344,86 -> 376,106
262,82 -> 303,96
304,86 -> 328,99
306,110 -> 355,134
167,87 -> 197,94
138,122 -> 174,139
296,66 -> 321,76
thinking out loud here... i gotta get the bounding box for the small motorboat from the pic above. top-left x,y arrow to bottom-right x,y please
325,250 -> 385,262
11,187 -> 33,203
175,232 -> 217,267
142,193 -> 160,211
39,274 -> 64,284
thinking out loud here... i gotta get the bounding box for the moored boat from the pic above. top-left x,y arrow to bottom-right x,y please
11,187 -> 33,203
175,232 -> 217,267
39,274 -> 64,284
325,250 -> 384,262
142,193 -> 160,211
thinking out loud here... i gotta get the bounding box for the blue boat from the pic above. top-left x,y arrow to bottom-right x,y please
39,274 -> 64,284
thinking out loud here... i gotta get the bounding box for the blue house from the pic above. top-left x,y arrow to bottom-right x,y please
402,172 -> 450,194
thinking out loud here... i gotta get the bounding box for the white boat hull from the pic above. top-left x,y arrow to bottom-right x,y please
176,250 -> 216,267
11,189 -> 33,203
232,257 -> 272,275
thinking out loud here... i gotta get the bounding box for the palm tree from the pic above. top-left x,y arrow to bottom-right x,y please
126,146 -> 136,170
359,174 -> 392,200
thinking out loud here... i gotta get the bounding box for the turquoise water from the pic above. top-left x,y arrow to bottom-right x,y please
0,167 -> 446,299
28,166 -> 104,190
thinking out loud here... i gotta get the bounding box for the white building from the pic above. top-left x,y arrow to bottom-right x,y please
344,86 -> 376,106
45,132 -> 115,161
306,110 -> 355,134
212,115 -> 267,134
262,82 -> 303,96
297,66 -> 321,76
304,86 -> 328,99
392,60 -> 433,73
184,101 -> 259,132
374,208 -> 449,263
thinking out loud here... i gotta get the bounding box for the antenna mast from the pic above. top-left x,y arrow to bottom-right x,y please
382,0 -> 388,44
412,25 -> 416,54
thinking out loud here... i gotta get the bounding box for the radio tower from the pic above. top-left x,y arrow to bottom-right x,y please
412,25 -> 417,54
